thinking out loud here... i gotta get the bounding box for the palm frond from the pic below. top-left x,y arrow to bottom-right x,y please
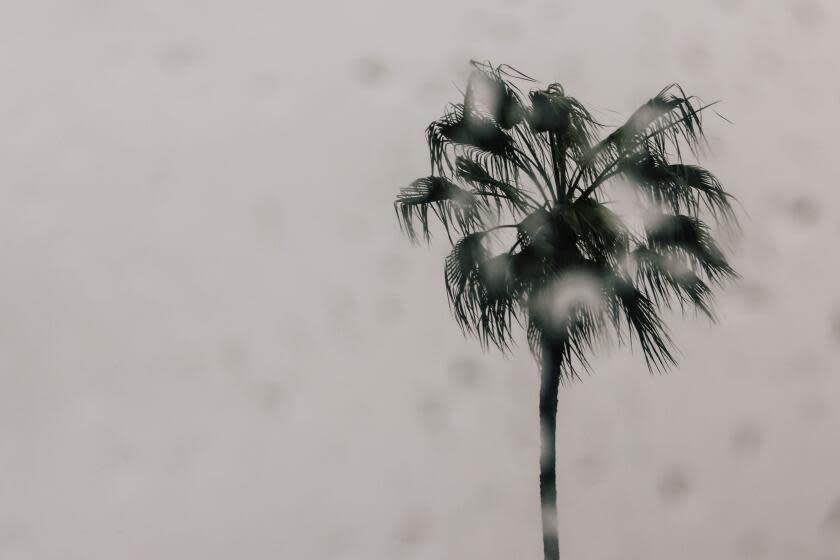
563,199 -> 631,261
620,150 -> 736,222
476,253 -> 520,350
518,207 -> 580,259
527,318 -> 595,384
445,232 -> 490,327
426,103 -> 519,176
464,66 -> 525,130
607,275 -> 676,372
526,84 -> 600,151
576,84 -> 713,199
455,156 -> 533,213
611,84 -> 704,154
631,246 -> 715,319
395,176 -> 484,242
526,270 -> 608,382
644,213 -> 737,283
444,233 -> 519,351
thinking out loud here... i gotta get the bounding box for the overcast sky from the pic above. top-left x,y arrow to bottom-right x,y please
1,1 -> 839,558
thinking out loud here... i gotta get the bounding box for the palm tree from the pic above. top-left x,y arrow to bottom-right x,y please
394,61 -> 738,560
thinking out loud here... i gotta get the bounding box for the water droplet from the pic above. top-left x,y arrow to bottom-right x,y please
447,355 -> 481,389
380,254 -> 409,283
731,422 -> 763,460
789,0 -> 825,31
394,510 -> 432,547
824,497 -> 840,538
789,195 -> 820,226
658,466 -> 692,504
574,452 -> 606,486
158,45 -> 202,73
830,310 -> 840,345
374,295 -> 405,326
354,57 -> 388,85
734,529 -> 768,559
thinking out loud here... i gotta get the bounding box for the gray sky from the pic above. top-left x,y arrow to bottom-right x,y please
1,0 -> 839,558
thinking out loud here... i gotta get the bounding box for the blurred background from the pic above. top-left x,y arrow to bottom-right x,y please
1,0 -> 839,558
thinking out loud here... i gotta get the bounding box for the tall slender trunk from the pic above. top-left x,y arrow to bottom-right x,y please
539,346 -> 560,560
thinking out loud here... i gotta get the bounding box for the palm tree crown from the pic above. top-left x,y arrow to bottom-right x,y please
394,60 -> 738,560
396,60 -> 737,380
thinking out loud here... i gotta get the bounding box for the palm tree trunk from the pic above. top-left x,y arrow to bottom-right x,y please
539,346 -> 561,560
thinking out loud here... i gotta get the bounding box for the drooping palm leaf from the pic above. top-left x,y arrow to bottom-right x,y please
395,176 -> 484,242
444,232 -> 519,351
445,231 -> 491,328
631,246 -> 715,319
644,213 -> 737,283
607,274 -> 676,373
619,149 -> 736,221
